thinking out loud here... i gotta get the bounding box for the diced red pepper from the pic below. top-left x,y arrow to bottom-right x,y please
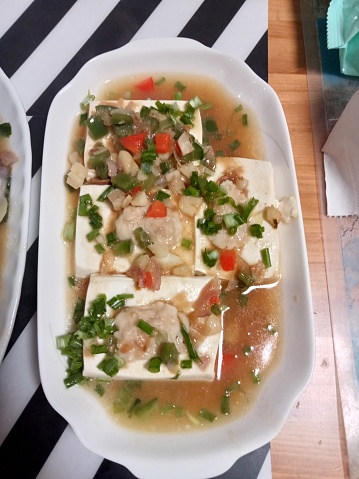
119,133 -> 146,154
220,249 -> 236,271
145,200 -> 167,218
209,295 -> 221,305
129,184 -> 142,196
135,77 -> 155,92
155,133 -> 172,154
144,271 -> 153,289
221,353 -> 237,372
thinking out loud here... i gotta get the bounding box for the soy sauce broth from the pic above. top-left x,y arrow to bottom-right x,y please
67,74 -> 282,431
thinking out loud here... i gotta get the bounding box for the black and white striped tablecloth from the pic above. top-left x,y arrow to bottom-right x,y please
0,1 -> 271,478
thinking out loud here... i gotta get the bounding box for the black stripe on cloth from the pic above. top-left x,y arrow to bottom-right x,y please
245,31 -> 268,83
4,239 -> 38,357
29,116 -> 47,176
178,0 -> 246,47
27,0 -> 162,117
0,385 -> 68,479
94,443 -> 270,479
0,0 -> 78,78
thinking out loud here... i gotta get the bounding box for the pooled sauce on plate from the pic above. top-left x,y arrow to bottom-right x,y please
64,74 -> 283,431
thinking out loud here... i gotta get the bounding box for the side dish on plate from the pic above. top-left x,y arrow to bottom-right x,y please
58,75 -> 297,430
0,67 -> 31,363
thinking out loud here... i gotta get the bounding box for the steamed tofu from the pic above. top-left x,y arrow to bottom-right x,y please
75,185 -> 139,278
82,274 -> 221,381
84,99 -> 202,171
194,157 -> 280,281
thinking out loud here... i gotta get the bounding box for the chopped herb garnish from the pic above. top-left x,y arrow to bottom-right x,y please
229,139 -> 241,150
148,357 -> 162,373
0,122 -> 11,137
235,104 -> 243,112
107,293 -> 134,310
97,185 -> 114,202
97,356 -> 124,377
67,276 -> 77,287
95,383 -> 105,396
238,271 -> 255,287
199,409 -> 217,422
160,342 -> 179,364
111,239 -> 133,256
242,113 -> 248,125
261,247 -> 271,268
174,80 -> 186,92
180,359 -> 193,369
155,76 -> 166,85
202,249 -> 219,267
106,231 -> 118,245
155,190 -> 170,202
181,238 -> 193,250
137,319 -> 155,336
90,344 -> 108,354
181,324 -> 201,362
249,223 -> 264,238
80,90 -> 95,110
94,243 -> 105,254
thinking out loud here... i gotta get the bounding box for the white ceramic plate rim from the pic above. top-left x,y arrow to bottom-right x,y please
0,68 -> 32,363
38,38 -> 315,479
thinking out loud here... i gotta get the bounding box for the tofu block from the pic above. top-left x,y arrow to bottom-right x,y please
84,99 -> 202,169
82,274 -> 221,381
194,157 -> 280,281
75,185 -> 138,278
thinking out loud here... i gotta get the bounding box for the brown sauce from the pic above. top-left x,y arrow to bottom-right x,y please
66,74 -> 282,432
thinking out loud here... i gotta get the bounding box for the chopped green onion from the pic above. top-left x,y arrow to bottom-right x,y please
249,223 -> 264,238
94,243 -> 105,254
174,80 -> 186,92
202,249 -> 219,267
134,227 -> 152,249
137,319 -> 155,336
64,371 -> 84,388
160,342 -> 179,364
221,395 -> 231,415
181,324 -> 201,362
90,344 -> 108,354
203,118 -> 218,133
86,229 -> 100,241
133,397 -> 158,418
72,298 -> 85,324
95,383 -> 105,396
62,220 -> 75,242
238,271 -> 255,287
148,357 -> 162,373
155,76 -> 166,85
239,293 -> 249,307
106,231 -> 118,245
97,356 -> 123,377
80,90 -> 95,110
229,139 -> 241,150
199,409 -> 217,422
174,92 -> 182,101
160,161 -> 171,174
67,276 -> 77,287
112,239 -> 133,256
201,102 -> 213,111
180,359 -> 192,369
235,104 -> 243,112
142,172 -> 157,192
107,293 -> 134,310
0,122 -> 11,137
211,303 -> 229,316
97,185 -> 114,202
242,113 -> 248,125
261,248 -> 271,268
182,185 -> 200,197
181,238 -> 193,250
252,368 -> 260,384
242,345 -> 254,356
155,190 -> 170,202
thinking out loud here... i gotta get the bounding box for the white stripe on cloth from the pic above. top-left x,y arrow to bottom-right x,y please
0,314 -> 40,446
10,0 -> 120,111
213,0 -> 268,61
36,425 -> 103,479
0,0 -> 34,38
257,449 -> 272,479
131,0 -> 205,40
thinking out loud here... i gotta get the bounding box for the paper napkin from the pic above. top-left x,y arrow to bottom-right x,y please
322,89 -> 359,216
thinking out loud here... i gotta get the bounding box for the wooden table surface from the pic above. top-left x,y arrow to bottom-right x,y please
268,1 -> 349,477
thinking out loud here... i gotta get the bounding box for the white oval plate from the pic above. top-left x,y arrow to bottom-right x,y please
0,68 -> 32,363
38,38 -> 314,479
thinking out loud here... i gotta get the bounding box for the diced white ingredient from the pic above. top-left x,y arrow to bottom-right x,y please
82,275 -> 220,381
279,195 -> 298,223
130,190 -> 149,207
178,196 -> 203,217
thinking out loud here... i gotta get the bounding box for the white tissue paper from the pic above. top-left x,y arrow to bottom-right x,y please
322,89 -> 359,216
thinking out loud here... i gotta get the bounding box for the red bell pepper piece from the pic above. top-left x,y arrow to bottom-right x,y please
119,133 -> 146,154
145,200 -> 167,218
